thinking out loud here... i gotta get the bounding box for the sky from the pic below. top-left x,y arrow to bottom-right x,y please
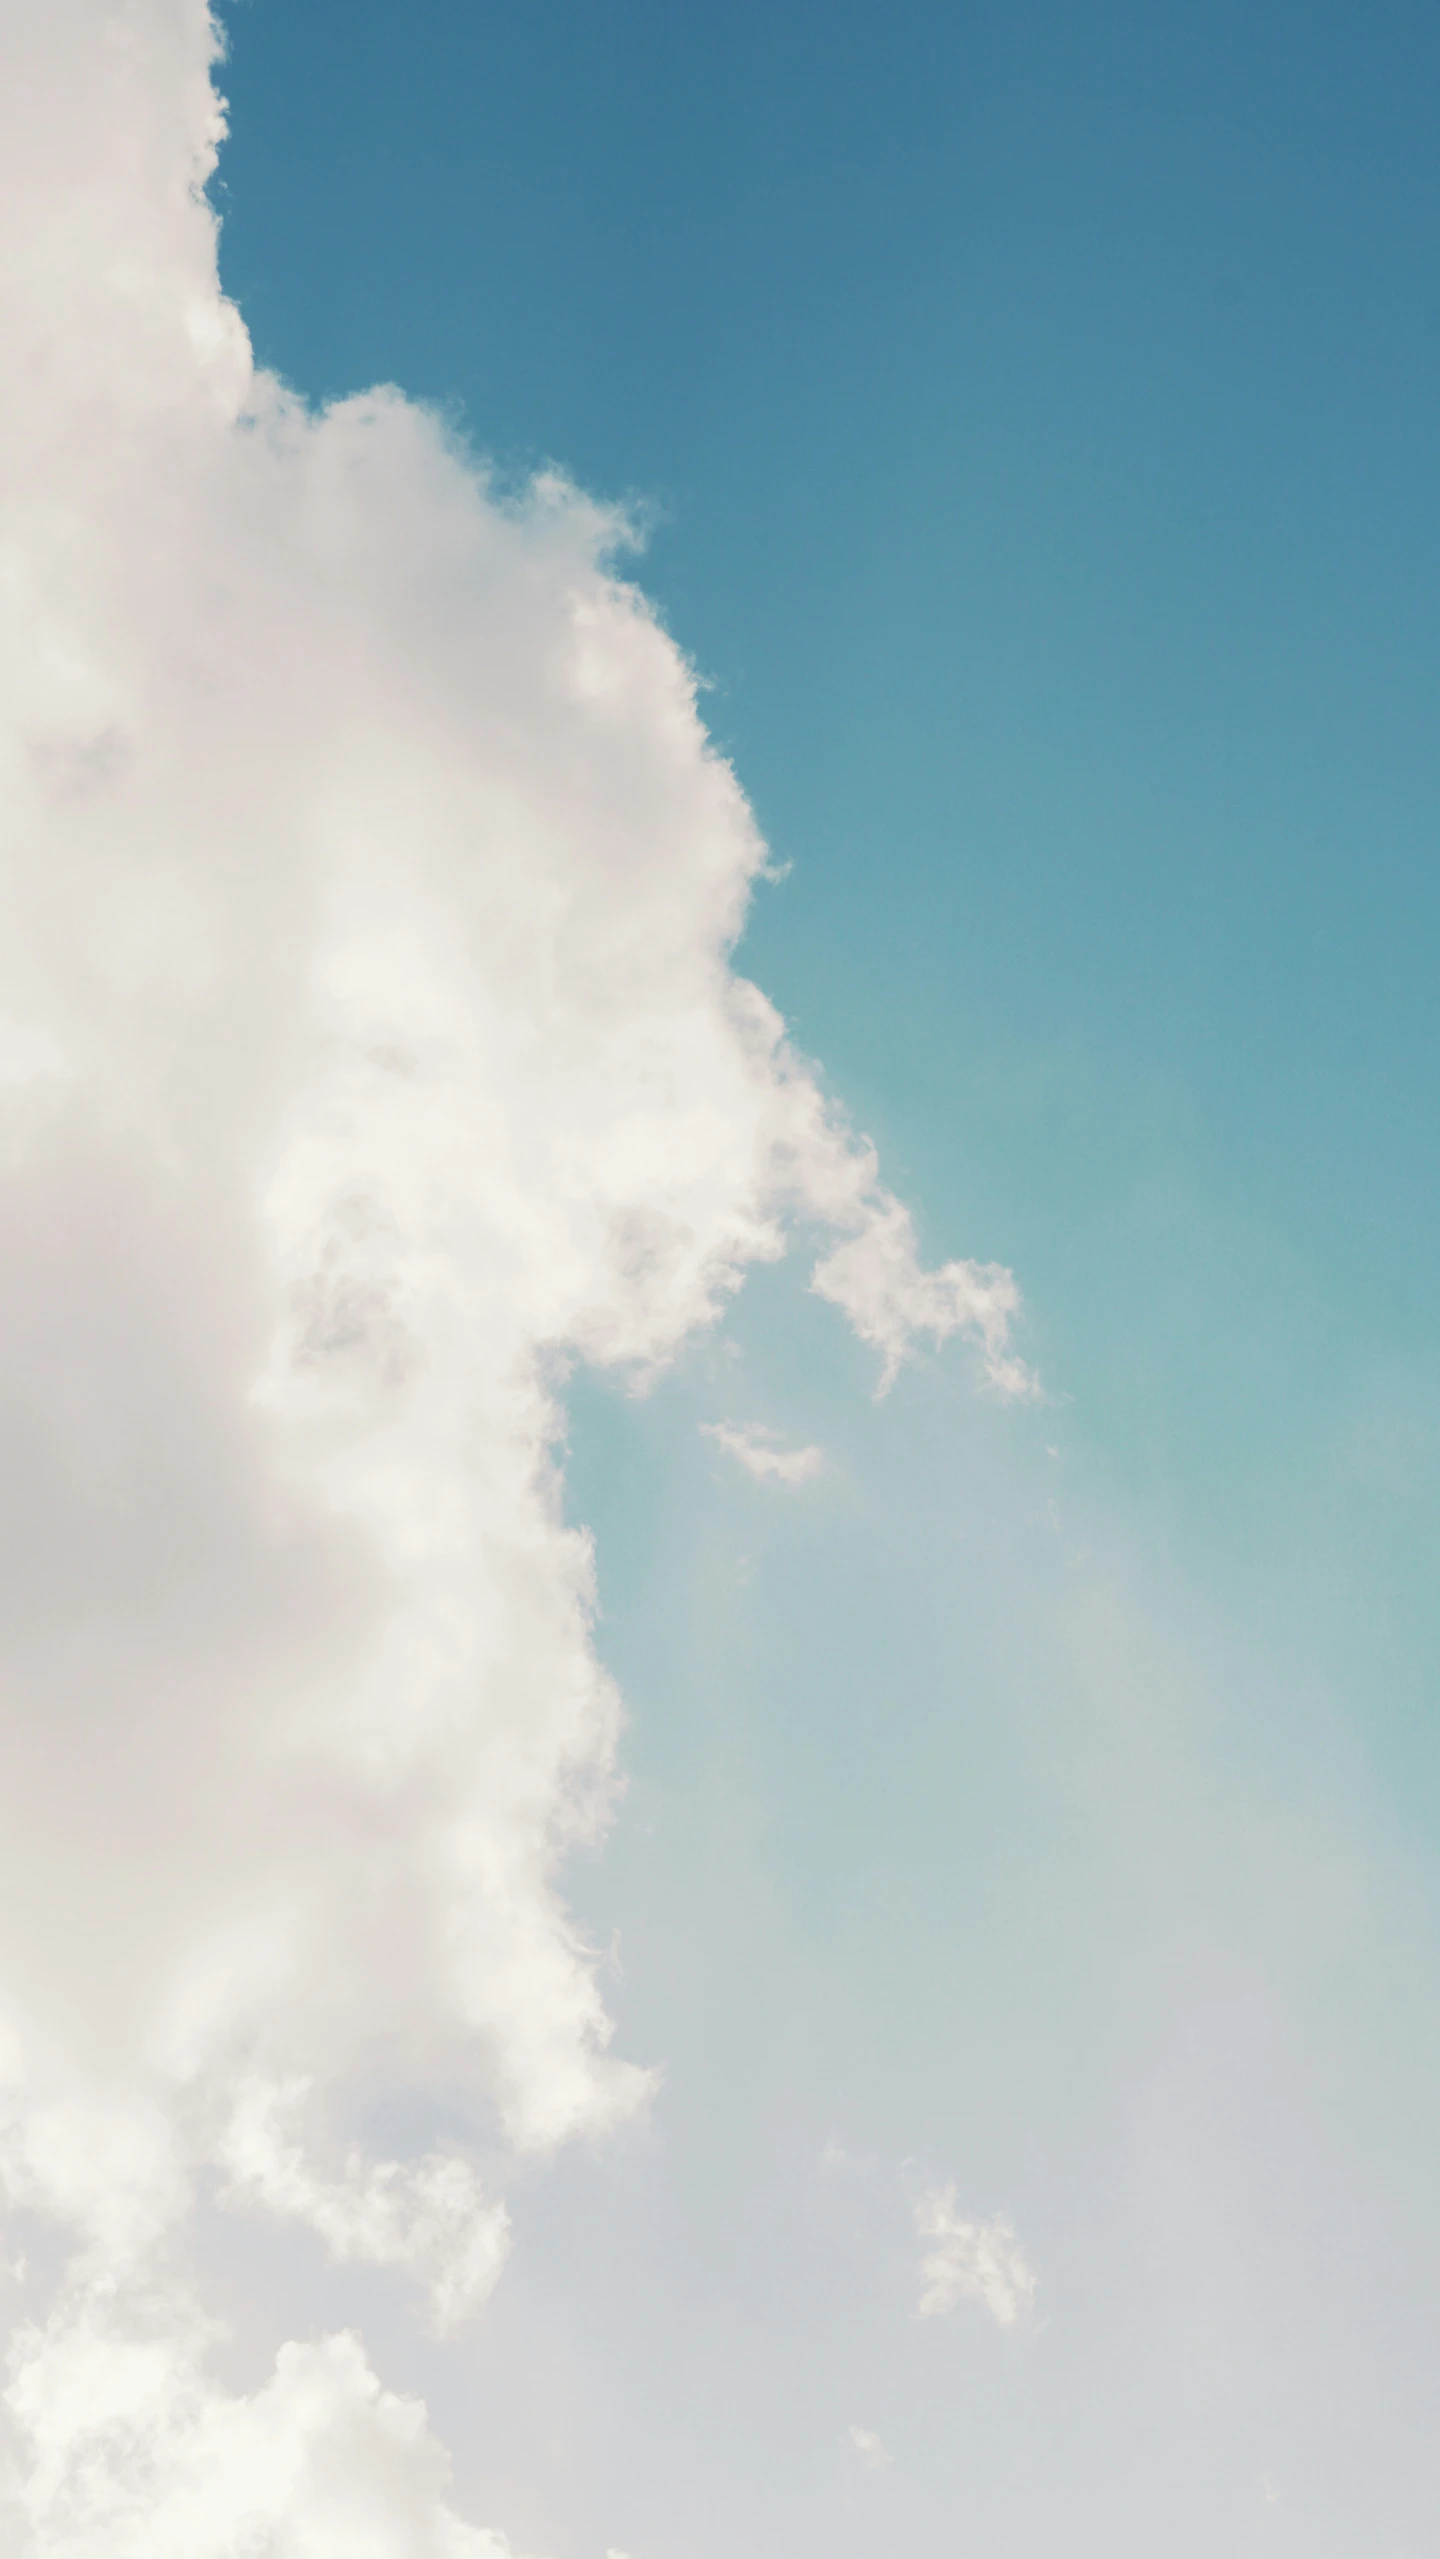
2,2 -> 1440,2554
213,0 -> 1440,1733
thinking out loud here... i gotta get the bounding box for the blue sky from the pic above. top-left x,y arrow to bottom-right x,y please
6,3 -> 1436,2552
213,0 -> 1440,1626
204,3 -> 1440,2549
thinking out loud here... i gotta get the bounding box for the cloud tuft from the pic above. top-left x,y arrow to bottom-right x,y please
914,2187 -> 1038,2328
848,2425 -> 892,2471
701,1421 -> 824,1484
811,1200 -> 1035,1397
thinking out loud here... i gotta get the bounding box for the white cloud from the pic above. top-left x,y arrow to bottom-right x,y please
7,2303 -> 521,2559
811,1198 -> 1036,1398
0,0 -> 1030,2543
701,1421 -> 824,1483
848,2425 -> 892,2471
914,2188 -> 1038,2328
218,2077 -> 511,2335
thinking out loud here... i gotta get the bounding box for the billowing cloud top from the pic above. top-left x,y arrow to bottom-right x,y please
0,4 -> 1028,2548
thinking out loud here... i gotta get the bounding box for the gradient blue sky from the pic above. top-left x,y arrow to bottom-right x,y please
214,0 -> 1440,1664
205,5 -> 1440,2550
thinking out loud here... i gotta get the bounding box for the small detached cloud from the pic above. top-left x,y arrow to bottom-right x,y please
915,2187 -> 1037,2329
848,2426 -> 892,2472
701,1421 -> 824,1485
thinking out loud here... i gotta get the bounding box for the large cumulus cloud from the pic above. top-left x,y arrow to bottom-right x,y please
0,2 -> 1027,2545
